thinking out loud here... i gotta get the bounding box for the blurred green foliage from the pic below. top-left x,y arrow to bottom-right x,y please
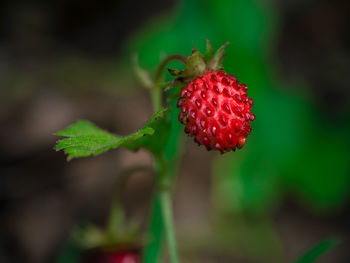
294,238 -> 339,263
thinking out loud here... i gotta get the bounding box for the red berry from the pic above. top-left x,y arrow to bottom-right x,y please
177,71 -> 254,153
83,250 -> 139,263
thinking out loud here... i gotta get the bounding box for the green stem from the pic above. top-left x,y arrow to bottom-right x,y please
154,155 -> 179,263
143,54 -> 186,263
148,146 -> 179,263
152,87 -> 162,113
159,187 -> 179,263
154,54 -> 187,84
152,54 -> 187,113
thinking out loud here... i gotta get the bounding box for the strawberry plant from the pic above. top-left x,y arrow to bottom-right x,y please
55,41 -> 255,263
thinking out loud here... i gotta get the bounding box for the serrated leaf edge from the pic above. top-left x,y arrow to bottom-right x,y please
55,108 -> 169,160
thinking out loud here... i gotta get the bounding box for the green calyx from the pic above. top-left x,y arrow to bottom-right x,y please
168,40 -> 229,81
132,40 -> 229,92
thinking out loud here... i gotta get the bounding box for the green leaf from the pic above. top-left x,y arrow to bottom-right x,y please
56,108 -> 169,160
294,238 -> 339,263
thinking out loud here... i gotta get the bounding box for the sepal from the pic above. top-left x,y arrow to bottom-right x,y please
168,68 -> 184,76
166,41 -> 230,85
207,42 -> 229,70
181,50 -> 207,78
204,39 -> 214,62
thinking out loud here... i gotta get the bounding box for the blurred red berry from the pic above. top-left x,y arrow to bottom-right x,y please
83,250 -> 139,263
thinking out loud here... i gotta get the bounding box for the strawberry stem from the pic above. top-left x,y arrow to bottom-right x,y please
151,87 -> 162,113
154,54 -> 187,84
160,186 -> 179,263
143,54 -> 185,263
152,54 -> 186,112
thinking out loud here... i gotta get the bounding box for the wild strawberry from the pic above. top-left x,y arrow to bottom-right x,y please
177,71 -> 254,153
170,41 -> 254,153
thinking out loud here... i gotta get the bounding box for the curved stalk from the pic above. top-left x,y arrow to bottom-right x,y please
152,54 -> 187,113
154,54 -> 187,84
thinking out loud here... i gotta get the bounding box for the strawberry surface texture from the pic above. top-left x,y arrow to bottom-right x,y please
177,71 -> 254,153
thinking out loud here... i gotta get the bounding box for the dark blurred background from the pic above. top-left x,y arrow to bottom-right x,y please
1,0 -> 350,262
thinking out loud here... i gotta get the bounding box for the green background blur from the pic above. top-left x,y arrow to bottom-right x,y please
1,0 -> 349,262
